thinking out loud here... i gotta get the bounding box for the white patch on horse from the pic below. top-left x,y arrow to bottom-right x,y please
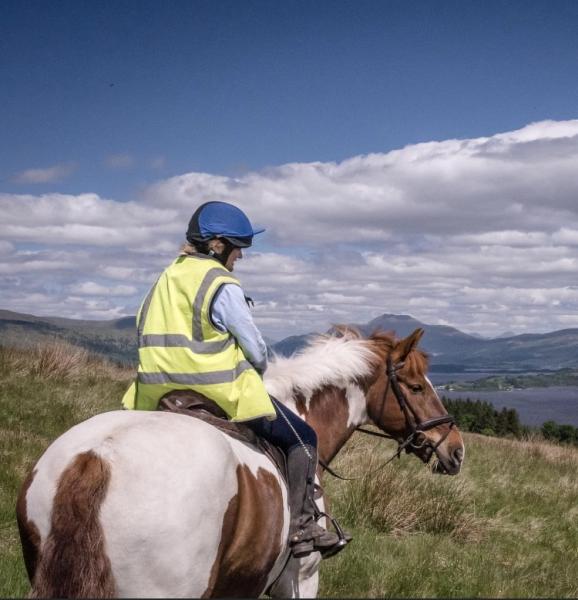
422,375 -> 445,444
265,334 -> 375,404
98,412 -> 246,597
345,383 -> 368,427
425,376 -> 440,401
25,410 -> 141,545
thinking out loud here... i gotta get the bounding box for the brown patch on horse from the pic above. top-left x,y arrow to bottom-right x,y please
306,387 -> 352,464
294,390 -> 308,417
203,465 -> 284,598
16,468 -> 41,583
365,370 -> 406,432
31,451 -> 115,599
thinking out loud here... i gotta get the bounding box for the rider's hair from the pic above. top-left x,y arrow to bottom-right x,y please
179,242 -> 198,256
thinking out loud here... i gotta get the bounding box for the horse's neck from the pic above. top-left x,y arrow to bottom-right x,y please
300,382 -> 370,465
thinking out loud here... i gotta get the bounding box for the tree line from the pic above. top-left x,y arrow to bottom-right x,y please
441,396 -> 578,446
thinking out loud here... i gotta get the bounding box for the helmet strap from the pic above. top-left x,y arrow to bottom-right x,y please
208,238 -> 236,269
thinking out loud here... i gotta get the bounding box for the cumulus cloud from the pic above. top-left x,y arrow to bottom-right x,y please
0,193 -> 178,246
12,162 -> 75,184
69,281 -> 138,296
143,119 -> 578,246
2,119 -> 578,337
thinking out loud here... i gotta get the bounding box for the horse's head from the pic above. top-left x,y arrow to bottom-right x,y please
366,328 -> 464,475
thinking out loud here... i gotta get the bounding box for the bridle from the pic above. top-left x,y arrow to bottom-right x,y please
320,356 -> 456,480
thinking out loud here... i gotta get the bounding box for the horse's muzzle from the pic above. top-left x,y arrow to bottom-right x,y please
433,446 -> 463,475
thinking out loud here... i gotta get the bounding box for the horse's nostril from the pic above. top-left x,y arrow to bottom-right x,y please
452,447 -> 464,464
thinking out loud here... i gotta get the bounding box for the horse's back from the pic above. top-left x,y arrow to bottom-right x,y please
20,410 -> 288,598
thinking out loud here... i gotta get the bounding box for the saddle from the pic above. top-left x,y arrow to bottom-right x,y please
157,390 -> 288,484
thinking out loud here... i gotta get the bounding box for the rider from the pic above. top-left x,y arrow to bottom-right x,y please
122,200 -> 347,558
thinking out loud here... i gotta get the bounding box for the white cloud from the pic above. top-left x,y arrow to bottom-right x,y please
143,119 -> 578,246
69,281 -> 138,296
0,241 -> 14,255
0,193 -> 178,246
12,163 -> 75,184
3,119 -> 578,338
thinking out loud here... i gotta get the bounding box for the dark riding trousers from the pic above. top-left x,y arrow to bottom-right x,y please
246,397 -> 317,453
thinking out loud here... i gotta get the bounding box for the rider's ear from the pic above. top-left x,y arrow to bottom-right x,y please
392,328 -> 424,363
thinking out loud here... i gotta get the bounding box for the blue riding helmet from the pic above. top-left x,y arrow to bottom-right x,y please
186,201 -> 265,248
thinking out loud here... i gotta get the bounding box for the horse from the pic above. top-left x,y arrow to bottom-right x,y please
16,327 -> 464,598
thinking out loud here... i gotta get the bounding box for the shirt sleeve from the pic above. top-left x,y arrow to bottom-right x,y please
210,283 -> 268,374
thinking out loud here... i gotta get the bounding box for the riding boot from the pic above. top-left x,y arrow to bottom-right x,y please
287,444 -> 351,558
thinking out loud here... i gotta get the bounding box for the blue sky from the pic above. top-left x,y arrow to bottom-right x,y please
3,0 -> 578,198
2,1 -> 578,340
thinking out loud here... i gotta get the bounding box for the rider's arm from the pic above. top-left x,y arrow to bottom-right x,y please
210,283 -> 268,374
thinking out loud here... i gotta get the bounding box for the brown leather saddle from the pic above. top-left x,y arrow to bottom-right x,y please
157,390 -> 288,484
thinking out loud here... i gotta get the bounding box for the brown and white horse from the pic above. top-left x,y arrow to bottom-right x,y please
17,327 -> 464,598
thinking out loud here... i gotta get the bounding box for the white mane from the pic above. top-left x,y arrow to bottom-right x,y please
264,332 -> 376,402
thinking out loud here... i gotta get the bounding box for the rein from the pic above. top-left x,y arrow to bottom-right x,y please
320,357 -> 456,481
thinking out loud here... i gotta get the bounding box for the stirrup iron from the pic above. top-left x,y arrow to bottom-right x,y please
315,511 -> 350,559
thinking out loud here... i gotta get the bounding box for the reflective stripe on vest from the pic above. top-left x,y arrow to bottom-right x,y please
123,254 -> 275,421
137,360 -> 252,385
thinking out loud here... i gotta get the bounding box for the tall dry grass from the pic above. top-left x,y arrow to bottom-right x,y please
326,434 -> 482,541
321,431 -> 578,597
0,339 -> 132,382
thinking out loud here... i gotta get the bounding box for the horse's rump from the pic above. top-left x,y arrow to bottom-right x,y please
19,411 -> 289,598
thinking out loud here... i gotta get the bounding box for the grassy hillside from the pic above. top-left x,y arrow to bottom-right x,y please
1,343 -> 577,597
0,310 -> 137,365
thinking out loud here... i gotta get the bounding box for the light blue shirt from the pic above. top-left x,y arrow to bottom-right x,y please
211,283 -> 268,374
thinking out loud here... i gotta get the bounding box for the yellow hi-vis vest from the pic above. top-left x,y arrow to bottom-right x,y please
121,254 -> 275,421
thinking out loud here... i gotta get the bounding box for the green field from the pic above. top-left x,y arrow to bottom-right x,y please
1,342 -> 577,598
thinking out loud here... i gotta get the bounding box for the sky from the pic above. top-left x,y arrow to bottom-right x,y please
2,0 -> 578,341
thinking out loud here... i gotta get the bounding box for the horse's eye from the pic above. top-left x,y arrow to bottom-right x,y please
410,384 -> 423,393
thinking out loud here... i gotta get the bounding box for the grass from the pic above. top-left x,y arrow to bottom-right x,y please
320,433 -> 578,597
1,341 -> 577,597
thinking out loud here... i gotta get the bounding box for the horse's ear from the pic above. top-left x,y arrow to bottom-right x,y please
393,328 -> 424,363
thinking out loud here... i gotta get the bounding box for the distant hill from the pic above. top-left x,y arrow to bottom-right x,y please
0,310 -> 137,364
3,309 -> 578,371
271,313 -> 485,366
269,333 -> 318,358
358,314 -> 485,357
271,313 -> 578,371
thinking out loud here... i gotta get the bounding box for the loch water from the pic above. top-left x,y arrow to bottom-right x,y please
428,372 -> 578,427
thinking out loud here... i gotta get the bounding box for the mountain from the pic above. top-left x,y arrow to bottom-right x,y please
3,309 -> 578,371
271,313 -> 485,365
269,333 -> 318,358
271,313 -> 578,371
359,314 -> 485,357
